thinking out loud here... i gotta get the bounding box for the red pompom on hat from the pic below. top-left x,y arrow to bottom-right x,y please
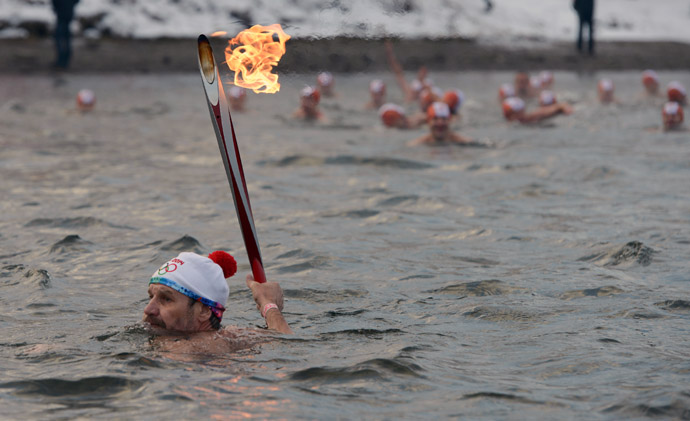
208,250 -> 237,278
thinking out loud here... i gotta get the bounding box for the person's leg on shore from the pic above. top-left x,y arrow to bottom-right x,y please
577,15 -> 584,52
588,17 -> 595,55
54,18 -> 70,68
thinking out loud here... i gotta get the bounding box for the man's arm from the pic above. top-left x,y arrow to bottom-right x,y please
246,274 -> 293,334
520,102 -> 573,124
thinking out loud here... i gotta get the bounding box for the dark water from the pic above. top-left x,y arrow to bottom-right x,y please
1,70 -> 689,419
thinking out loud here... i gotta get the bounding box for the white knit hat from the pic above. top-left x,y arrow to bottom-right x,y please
149,251 -> 236,320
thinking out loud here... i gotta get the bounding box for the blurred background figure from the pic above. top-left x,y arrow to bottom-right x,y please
484,0 -> 493,13
76,89 -> 95,111
667,81 -> 687,105
498,83 -> 516,102
293,85 -> 324,121
228,86 -> 247,112
539,90 -> 556,107
573,0 -> 595,55
409,102 -> 474,146
514,71 -> 533,98
379,103 -> 413,129
662,101 -> 684,131
598,78 -> 614,104
365,79 -> 386,109
539,71 -> 555,89
317,71 -> 336,97
443,89 -> 465,117
52,0 -> 80,69
641,70 -> 660,96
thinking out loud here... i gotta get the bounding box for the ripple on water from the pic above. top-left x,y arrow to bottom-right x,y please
429,279 -> 528,296
1,264 -> 51,289
49,234 -> 93,254
560,286 -> 624,300
286,288 -> 367,303
462,306 -> 547,323
0,376 -> 146,402
655,300 -> 690,313
289,357 -> 423,385
24,216 -> 133,230
258,154 -> 434,170
159,235 -> 204,254
577,241 -> 655,267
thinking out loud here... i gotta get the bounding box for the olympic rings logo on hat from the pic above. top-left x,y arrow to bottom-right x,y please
157,262 -> 178,275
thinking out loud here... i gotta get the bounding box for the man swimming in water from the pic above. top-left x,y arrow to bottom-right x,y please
293,85 -> 325,121
144,251 -> 292,339
409,102 -> 476,146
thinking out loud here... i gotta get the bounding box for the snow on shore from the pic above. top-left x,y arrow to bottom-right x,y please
1,0 -> 689,44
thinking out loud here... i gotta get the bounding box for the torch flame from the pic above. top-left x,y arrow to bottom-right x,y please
210,31 -> 227,37
223,24 -> 290,94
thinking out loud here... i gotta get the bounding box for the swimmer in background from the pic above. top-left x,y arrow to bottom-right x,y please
409,102 -> 478,146
539,71 -> 555,89
598,79 -> 617,104
443,89 -> 465,121
502,96 -> 573,124
143,251 -> 292,356
384,39 -> 432,103
379,103 -> 415,129
498,83 -> 516,102
641,70 -> 661,97
662,101 -> 686,132
228,86 -> 247,112
667,81 -> 687,105
407,86 -> 444,126
317,71 -> 336,98
293,85 -> 325,121
515,71 -> 537,98
365,79 -> 387,110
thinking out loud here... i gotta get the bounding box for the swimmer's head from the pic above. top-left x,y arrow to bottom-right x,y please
641,70 -> 659,94
427,102 -> 451,140
539,90 -> 556,107
379,103 -> 407,128
419,86 -> 443,112
502,97 -> 525,121
667,81 -> 687,104
598,79 -> 614,103
145,251 -> 237,332
539,71 -> 554,88
300,85 -> 321,108
443,89 -> 465,115
662,101 -> 684,130
317,72 -> 335,96
530,76 -> 542,92
499,83 -> 516,101
370,79 -> 386,95
228,86 -> 247,111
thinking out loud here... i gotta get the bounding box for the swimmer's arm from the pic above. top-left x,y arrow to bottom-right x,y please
384,40 -> 414,101
407,134 -> 430,146
246,274 -> 293,334
450,132 -> 474,144
520,103 -> 572,123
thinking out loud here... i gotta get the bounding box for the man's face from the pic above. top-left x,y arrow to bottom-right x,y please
143,284 -> 203,333
430,116 -> 449,140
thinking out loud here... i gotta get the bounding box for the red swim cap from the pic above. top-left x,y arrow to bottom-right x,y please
300,86 -> 321,103
443,89 -> 465,114
426,101 -> 451,120
667,81 -> 687,103
502,97 -> 525,119
379,103 -> 405,127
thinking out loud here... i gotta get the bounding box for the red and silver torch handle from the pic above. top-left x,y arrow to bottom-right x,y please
197,34 -> 266,283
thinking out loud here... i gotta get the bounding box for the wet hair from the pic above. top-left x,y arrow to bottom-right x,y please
188,298 -> 221,330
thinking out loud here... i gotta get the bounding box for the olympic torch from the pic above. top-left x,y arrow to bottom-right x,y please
196,26 -> 290,284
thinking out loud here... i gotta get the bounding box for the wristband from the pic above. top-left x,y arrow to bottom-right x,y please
261,303 -> 279,318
